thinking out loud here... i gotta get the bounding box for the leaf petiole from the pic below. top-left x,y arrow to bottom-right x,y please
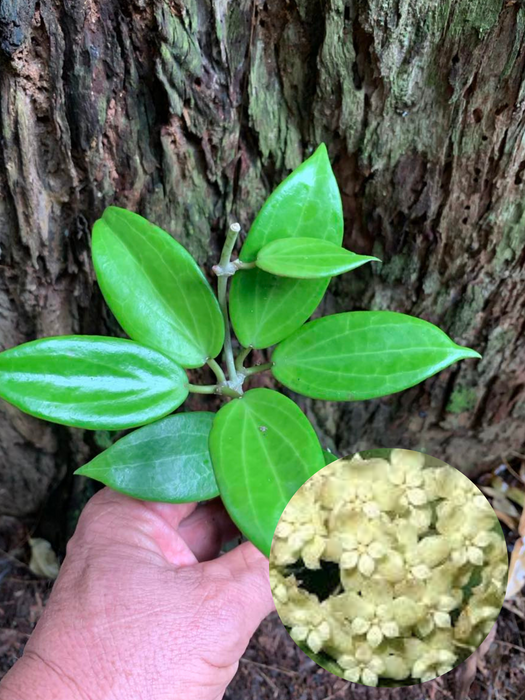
243,362 -> 274,376
207,358 -> 226,383
235,346 -> 252,372
232,260 -> 256,271
188,382 -> 242,399
188,383 -> 218,395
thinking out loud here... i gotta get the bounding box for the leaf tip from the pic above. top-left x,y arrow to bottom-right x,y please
74,461 -> 97,477
103,204 -> 124,219
312,142 -> 328,160
457,346 -> 482,360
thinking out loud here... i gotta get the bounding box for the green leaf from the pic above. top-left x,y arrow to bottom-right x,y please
92,207 -> 224,368
272,311 -> 481,401
209,388 -> 324,555
0,336 -> 188,429
230,270 -> 331,349
230,144 -> 343,349
256,238 -> 379,279
323,449 -> 337,465
294,641 -> 346,678
76,412 -> 218,502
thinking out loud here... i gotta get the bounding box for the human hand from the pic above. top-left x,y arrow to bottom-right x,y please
0,488 -> 274,700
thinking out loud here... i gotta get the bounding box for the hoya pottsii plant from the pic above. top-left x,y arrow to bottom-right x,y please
269,450 -> 508,687
0,145 -> 481,556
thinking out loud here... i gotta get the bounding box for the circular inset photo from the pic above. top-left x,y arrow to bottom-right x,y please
269,449 -> 508,687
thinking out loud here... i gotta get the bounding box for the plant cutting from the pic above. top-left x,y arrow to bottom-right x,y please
0,144 -> 481,556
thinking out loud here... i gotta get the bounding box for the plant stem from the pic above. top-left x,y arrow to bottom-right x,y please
217,223 -> 241,381
220,385 -> 243,398
207,358 -> 226,383
235,346 -> 252,372
188,384 -> 218,394
188,382 -> 242,399
243,362 -> 274,376
233,260 -> 256,271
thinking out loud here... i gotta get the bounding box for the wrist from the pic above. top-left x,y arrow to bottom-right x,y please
0,650 -> 88,700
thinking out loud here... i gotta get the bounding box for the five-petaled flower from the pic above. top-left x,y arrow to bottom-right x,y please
338,644 -> 385,686
388,449 -> 428,507
339,525 -> 387,577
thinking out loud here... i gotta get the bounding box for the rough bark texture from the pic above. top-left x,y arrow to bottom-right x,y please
1,0 -> 525,518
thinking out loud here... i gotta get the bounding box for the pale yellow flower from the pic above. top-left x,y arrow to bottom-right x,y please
406,631 -> 457,682
407,535 -> 450,569
414,590 -> 458,637
289,616 -> 331,654
480,560 -> 509,598
338,644 -> 385,686
320,603 -> 354,655
388,449 -> 428,507
329,481 -> 381,518
412,648 -> 457,682
350,603 -> 400,648
272,481 -> 327,568
381,651 -> 411,680
269,449 -> 507,686
405,562 -> 432,582
269,568 -> 298,604
449,529 -> 493,567
275,585 -> 332,654
326,588 -> 399,648
454,593 -> 500,645
339,525 -> 387,577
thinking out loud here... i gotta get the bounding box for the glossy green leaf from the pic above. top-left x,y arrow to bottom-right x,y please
209,388 -> 324,555
92,207 -> 224,368
294,641 -> 345,679
256,238 -> 379,279
75,412 -> 218,502
272,311 -> 481,401
0,336 -> 188,429
230,270 -> 331,349
230,144 -> 343,349
323,449 -> 338,466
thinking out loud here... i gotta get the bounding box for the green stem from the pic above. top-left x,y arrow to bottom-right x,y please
188,384 -> 218,395
207,358 -> 226,383
233,260 -> 256,271
188,382 -> 242,399
218,223 -> 240,271
235,346 -> 252,372
216,223 -> 241,381
219,385 -> 243,399
243,362 -> 274,376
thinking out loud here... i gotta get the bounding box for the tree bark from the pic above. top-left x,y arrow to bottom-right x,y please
1,0 -> 525,518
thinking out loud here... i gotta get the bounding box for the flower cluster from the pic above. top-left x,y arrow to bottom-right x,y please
269,450 -> 508,686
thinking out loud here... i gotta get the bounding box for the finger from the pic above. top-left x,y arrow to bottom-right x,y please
178,499 -> 240,562
82,489 -> 198,532
76,489 -> 199,567
210,541 -> 275,634
143,500 -> 198,529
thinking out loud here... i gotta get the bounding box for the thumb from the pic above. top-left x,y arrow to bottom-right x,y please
214,541 -> 275,633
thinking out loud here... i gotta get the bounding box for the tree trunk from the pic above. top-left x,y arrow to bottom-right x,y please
1,0 -> 525,520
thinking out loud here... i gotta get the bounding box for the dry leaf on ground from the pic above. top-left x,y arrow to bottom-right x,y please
506,484 -> 525,599
454,624 -> 497,700
28,537 -> 59,579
